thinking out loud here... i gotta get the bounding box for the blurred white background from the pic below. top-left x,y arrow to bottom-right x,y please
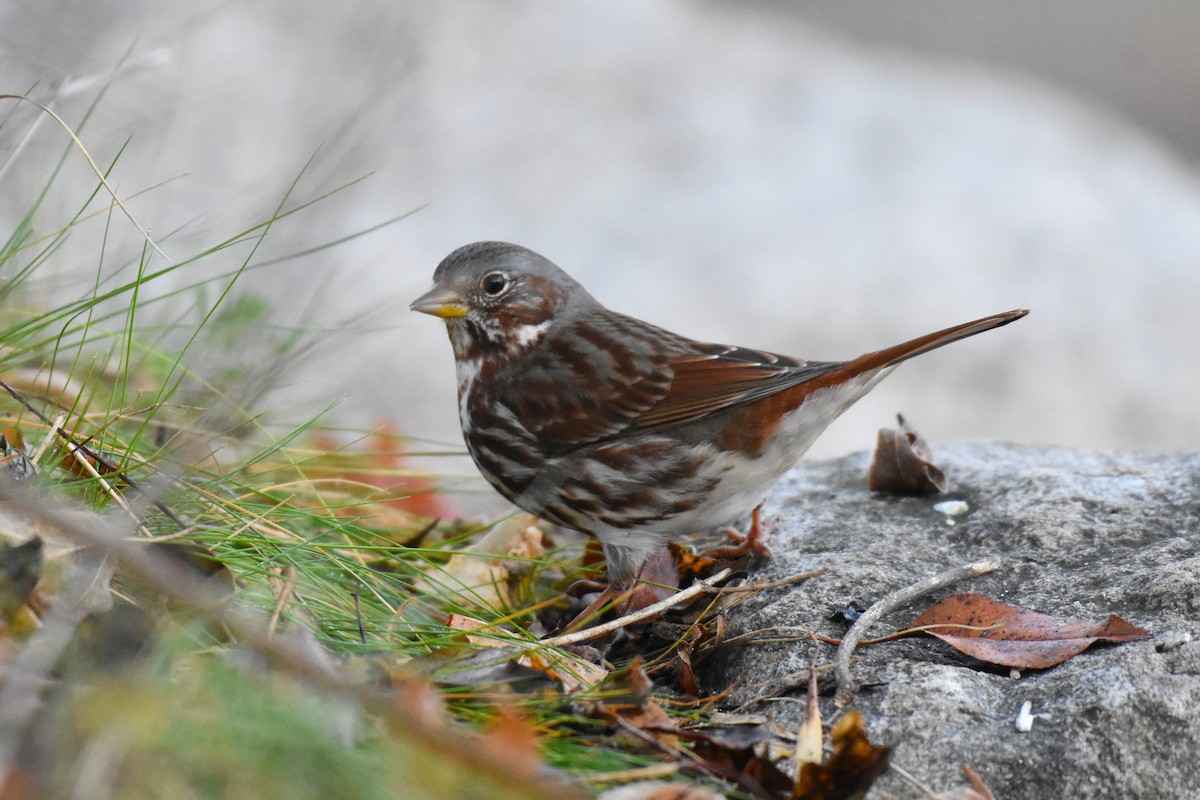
3,1 -> 1199,510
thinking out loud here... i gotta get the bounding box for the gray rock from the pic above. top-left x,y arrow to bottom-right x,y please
703,442 -> 1200,799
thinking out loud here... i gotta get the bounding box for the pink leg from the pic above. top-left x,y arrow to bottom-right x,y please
557,546 -> 678,632
705,504 -> 773,561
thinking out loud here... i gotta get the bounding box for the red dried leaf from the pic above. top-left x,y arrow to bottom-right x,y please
910,593 -> 1149,669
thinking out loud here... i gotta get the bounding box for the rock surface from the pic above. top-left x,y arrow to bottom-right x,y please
704,442 -> 1200,799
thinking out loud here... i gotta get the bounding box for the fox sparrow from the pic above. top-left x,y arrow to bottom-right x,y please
412,242 -> 1027,616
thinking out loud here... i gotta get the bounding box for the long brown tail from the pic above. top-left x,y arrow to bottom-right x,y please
842,308 -> 1029,376
776,308 -> 1029,408
714,308 -> 1028,452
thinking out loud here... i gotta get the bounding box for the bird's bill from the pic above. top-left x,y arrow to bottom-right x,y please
410,286 -> 469,318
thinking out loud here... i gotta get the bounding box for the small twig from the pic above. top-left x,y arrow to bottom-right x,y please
267,565 -> 299,639
833,557 -> 1001,706
65,438 -> 151,537
542,568 -> 732,648
711,566 -> 828,593
31,412 -> 66,463
889,763 -> 941,799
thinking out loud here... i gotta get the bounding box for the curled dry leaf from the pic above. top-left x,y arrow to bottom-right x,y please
685,703 -> 891,799
620,697 -> 681,751
606,656 -> 681,750
909,592 -> 1150,669
623,545 -> 681,612
867,414 -> 947,495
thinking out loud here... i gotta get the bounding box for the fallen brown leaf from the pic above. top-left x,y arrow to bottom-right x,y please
867,414 -> 947,494
794,710 -> 891,800
623,546 -> 681,612
909,593 -> 1149,669
621,698 -> 681,751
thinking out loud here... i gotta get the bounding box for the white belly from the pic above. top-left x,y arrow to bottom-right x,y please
647,370 -> 889,534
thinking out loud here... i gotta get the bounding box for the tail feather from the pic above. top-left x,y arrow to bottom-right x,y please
842,309 -> 1029,377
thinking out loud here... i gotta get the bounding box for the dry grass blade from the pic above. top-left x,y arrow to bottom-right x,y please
0,93 -> 169,260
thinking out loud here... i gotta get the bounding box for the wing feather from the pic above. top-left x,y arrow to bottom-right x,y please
493,311 -> 839,453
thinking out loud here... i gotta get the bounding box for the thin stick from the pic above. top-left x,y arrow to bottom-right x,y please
267,565 -> 298,639
711,566 -> 828,593
889,763 -> 941,799
542,568 -> 732,648
833,557 -> 1001,707
31,412 -> 66,463
66,438 -> 150,537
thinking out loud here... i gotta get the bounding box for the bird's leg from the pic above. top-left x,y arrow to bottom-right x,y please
621,545 -> 680,611
558,545 -> 678,631
706,504 -> 773,561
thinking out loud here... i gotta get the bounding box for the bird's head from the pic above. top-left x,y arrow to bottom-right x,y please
411,241 -> 596,361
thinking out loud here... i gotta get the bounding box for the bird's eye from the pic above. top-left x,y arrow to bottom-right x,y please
481,272 -> 508,296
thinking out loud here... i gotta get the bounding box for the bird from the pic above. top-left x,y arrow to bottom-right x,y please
412,241 -> 1026,624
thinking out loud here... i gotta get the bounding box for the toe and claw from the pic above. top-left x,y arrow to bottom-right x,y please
704,504 -> 773,561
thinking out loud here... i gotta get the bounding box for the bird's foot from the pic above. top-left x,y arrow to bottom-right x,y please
706,504 -> 773,561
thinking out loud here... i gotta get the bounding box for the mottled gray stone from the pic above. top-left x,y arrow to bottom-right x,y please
704,443 -> 1200,799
